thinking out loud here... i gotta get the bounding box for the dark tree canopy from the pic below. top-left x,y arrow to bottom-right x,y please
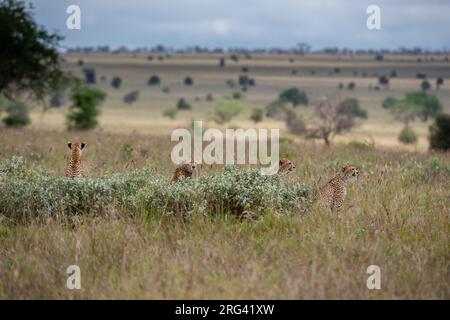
0,0 -> 70,99
278,88 -> 308,107
429,113 -> 450,151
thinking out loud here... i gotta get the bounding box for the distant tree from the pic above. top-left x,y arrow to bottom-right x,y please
398,125 -> 417,145
219,57 -> 225,67
162,86 -> 170,94
206,93 -> 214,101
334,67 -> 340,74
291,70 -> 297,75
212,97 -> 243,124
226,79 -> 236,88
111,77 -> 122,89
347,82 -> 356,90
390,70 -> 397,78
278,88 -> 308,107
378,75 -> 389,88
177,98 -> 191,110
184,77 -> 193,86
390,99 -> 421,125
0,0 -> 71,100
241,67 -> 249,73
148,75 -> 160,86
147,56 -> 153,61
78,59 -> 84,66
3,101 -> 30,127
338,98 -> 368,119
416,73 -> 427,79
232,92 -> 242,100
404,92 -> 443,121
163,107 -> 178,120
123,90 -> 139,105
249,107 -> 264,123
239,75 -> 249,86
429,113 -> 450,151
248,78 -> 256,86
230,54 -> 239,62
375,54 -> 384,61
66,86 -> 106,130
421,80 -> 431,91
83,68 -> 96,84
382,97 -> 397,109
436,77 -> 444,90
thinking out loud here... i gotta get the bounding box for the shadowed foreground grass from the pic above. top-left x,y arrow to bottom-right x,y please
0,128 -> 448,299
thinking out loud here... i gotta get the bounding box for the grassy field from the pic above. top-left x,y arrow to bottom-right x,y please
0,53 -> 449,299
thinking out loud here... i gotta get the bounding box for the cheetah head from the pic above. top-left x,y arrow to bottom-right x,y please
341,165 -> 359,181
68,142 -> 85,154
183,160 -> 198,175
278,158 -> 296,174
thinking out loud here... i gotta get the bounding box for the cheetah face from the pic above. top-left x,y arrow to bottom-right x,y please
278,158 -> 296,174
68,142 -> 85,156
342,165 -> 359,181
183,161 -> 198,175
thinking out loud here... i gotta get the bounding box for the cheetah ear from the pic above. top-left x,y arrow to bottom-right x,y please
342,166 -> 348,172
81,143 -> 85,150
68,142 -> 72,149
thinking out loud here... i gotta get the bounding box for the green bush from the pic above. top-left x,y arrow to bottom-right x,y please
429,113 -> 450,151
212,97 -> 243,124
163,107 -> 178,120
0,157 -> 311,219
338,98 -> 368,119
66,86 -> 106,130
250,107 -> 263,123
2,101 -> 30,127
177,98 -> 191,110
123,90 -> 139,105
278,88 -> 308,106
398,125 -> 417,145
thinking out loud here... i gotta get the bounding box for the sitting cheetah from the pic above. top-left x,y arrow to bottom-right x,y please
65,142 -> 85,178
317,165 -> 359,214
278,158 -> 296,174
172,160 -> 198,182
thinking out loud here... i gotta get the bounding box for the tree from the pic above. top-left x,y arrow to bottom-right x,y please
338,98 -> 368,119
421,80 -> 431,91
285,109 -> 306,134
184,77 -> 193,86
291,95 -> 366,146
111,77 -> 122,89
278,88 -> 308,107
404,92 -> 443,121
347,82 -> 355,90
177,98 -> 191,110
429,113 -> 450,151
2,101 -> 30,127
212,97 -> 243,124
83,68 -> 96,84
382,97 -> 397,109
436,77 -> 444,90
250,108 -> 263,123
378,75 -> 389,88
148,75 -> 160,86
163,107 -> 178,120
66,86 -> 106,130
0,0 -> 71,100
123,90 -> 139,105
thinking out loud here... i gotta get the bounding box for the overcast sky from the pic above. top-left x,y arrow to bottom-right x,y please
31,0 -> 450,50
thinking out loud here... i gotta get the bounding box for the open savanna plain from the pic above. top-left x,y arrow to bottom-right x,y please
0,53 -> 449,299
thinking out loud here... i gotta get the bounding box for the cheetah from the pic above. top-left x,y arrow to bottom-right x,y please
317,165 -> 359,214
172,160 -> 198,182
65,142 -> 85,178
277,158 -> 296,175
